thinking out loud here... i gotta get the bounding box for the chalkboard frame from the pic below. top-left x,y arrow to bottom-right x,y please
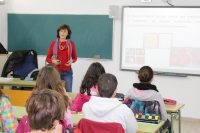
8,14 -> 113,59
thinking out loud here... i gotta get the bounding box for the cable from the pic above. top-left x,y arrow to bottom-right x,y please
167,1 -> 174,6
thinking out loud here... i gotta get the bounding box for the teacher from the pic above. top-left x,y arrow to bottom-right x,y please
46,24 -> 77,92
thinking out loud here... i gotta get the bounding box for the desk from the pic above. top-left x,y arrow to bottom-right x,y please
67,92 -> 77,100
137,121 -> 164,133
13,106 -> 164,133
165,103 -> 185,133
13,106 -> 27,120
0,78 -> 65,88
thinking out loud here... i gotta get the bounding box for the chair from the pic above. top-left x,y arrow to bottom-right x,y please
75,118 -> 125,133
1,90 -> 31,106
12,53 -> 37,79
1,50 -> 38,90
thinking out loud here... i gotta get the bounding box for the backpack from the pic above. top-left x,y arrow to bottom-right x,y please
0,42 -> 8,54
30,70 -> 39,80
124,98 -> 161,124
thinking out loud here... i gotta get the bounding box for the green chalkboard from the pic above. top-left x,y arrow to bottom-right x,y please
8,14 -> 113,59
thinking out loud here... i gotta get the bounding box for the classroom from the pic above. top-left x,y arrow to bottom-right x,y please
0,0 -> 200,132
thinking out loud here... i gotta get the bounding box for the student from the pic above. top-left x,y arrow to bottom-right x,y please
80,62 -> 105,96
82,73 -> 138,133
70,62 -> 105,112
46,24 -> 77,92
125,66 -> 171,132
26,89 -> 65,133
29,64 -> 72,128
0,89 -> 18,133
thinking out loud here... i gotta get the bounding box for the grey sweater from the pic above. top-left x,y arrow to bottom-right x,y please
82,96 -> 138,133
125,88 -> 168,121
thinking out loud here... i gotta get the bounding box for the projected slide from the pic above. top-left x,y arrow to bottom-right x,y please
121,7 -> 200,75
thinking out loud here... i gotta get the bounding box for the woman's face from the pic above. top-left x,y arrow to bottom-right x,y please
59,29 -> 68,40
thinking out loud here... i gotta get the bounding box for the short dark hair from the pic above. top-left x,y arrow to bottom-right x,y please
26,89 -> 65,131
80,62 -> 106,95
138,66 -> 153,83
97,73 -> 118,98
57,24 -> 72,39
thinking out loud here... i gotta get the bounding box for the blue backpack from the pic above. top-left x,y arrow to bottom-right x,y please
124,98 -> 161,124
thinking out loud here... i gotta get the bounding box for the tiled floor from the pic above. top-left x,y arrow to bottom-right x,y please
172,119 -> 200,133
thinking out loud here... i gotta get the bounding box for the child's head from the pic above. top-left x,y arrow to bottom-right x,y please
97,73 -> 118,98
36,64 -> 62,91
35,64 -> 69,108
138,66 -> 153,83
26,89 -> 65,131
80,62 -> 105,95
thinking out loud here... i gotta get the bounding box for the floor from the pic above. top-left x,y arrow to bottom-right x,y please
172,118 -> 200,133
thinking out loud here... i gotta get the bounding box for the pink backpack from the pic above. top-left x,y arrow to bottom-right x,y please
16,115 -> 68,133
70,93 -> 91,112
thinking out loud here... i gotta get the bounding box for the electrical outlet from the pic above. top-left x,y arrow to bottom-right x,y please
162,0 -> 172,2
142,0 -> 151,2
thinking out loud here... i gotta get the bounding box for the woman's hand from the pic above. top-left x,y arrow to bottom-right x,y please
65,59 -> 73,66
52,60 -> 61,65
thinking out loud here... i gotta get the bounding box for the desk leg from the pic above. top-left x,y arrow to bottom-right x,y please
170,113 -> 173,133
178,110 -> 181,133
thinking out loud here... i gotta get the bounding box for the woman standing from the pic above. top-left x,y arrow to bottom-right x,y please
46,24 -> 77,92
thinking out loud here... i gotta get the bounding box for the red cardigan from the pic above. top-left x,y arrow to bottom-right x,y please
46,40 -> 77,72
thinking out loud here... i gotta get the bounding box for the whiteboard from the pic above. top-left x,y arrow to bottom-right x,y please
121,6 -> 200,75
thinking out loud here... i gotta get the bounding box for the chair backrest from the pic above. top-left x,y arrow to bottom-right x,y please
76,118 -> 125,133
1,90 -> 31,106
13,53 -> 37,78
124,98 -> 161,123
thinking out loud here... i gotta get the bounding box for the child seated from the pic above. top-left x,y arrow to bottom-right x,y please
125,66 -> 171,132
82,73 -> 138,133
0,89 -> 18,132
26,89 -> 66,133
80,62 -> 105,96
29,64 -> 72,127
70,62 -> 105,112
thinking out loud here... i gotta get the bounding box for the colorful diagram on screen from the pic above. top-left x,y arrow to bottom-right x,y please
170,48 -> 200,68
125,48 -> 145,64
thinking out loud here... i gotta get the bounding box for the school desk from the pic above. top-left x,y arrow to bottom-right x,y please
165,103 -> 185,133
0,78 -> 65,88
13,106 -> 27,120
13,106 -> 165,133
67,92 -> 77,100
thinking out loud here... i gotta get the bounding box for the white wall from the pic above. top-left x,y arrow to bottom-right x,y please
0,0 -> 7,46
1,0 -> 200,118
